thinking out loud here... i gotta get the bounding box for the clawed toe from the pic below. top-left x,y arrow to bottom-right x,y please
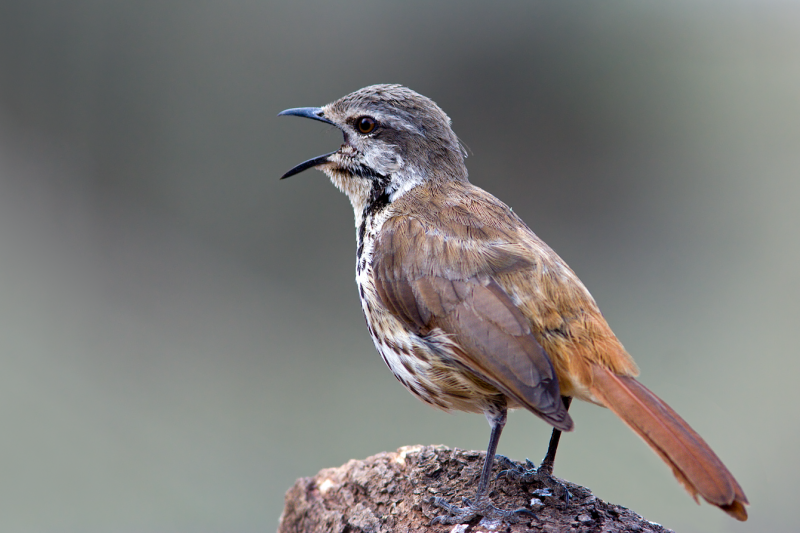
497,457 -> 537,483
536,471 -> 571,507
430,496 -> 534,525
496,458 -> 571,507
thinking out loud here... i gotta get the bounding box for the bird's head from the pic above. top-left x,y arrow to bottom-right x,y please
279,84 -> 468,219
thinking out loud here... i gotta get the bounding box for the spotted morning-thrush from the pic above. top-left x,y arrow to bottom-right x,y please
278,84 -> 748,523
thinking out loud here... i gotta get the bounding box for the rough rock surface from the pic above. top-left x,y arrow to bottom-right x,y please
278,445 -> 674,533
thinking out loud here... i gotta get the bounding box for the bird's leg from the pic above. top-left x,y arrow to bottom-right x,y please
432,405 -> 534,525
539,396 -> 572,476
499,396 -> 573,506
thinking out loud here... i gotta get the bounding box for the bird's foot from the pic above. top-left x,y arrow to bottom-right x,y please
496,456 -> 571,507
497,456 -> 537,483
430,496 -> 534,525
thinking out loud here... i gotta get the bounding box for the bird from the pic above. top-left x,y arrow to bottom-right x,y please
278,84 -> 748,523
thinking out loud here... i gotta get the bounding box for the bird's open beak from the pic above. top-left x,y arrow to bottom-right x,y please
278,107 -> 338,179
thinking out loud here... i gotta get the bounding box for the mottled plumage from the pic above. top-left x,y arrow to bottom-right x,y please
279,84 -> 748,522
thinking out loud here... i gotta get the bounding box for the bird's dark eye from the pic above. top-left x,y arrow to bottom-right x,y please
356,116 -> 376,134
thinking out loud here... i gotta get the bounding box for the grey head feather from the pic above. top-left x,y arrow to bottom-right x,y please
324,84 -> 469,183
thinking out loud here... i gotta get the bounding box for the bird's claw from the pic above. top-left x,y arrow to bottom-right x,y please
495,457 -> 571,508
430,496 -> 535,525
497,456 -> 537,482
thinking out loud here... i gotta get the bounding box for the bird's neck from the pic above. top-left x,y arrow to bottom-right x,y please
324,167 -> 426,228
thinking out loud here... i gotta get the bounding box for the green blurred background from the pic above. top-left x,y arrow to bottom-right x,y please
0,1 -> 797,532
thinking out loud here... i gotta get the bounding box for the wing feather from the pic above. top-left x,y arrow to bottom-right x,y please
373,213 -> 573,430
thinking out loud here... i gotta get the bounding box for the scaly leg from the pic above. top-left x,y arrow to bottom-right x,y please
432,404 -> 534,524
498,397 -> 573,505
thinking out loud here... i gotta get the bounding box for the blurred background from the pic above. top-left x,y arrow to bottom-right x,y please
0,1 -> 797,532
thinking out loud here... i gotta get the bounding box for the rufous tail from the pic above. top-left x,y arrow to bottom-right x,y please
588,363 -> 749,521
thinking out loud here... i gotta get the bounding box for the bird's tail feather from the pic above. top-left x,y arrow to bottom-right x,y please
588,363 -> 748,521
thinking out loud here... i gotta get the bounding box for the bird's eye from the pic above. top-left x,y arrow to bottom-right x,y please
356,116 -> 376,134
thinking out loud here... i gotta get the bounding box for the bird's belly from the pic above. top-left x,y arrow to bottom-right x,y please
356,268 -> 505,414
354,211 -> 506,414
356,272 -> 440,405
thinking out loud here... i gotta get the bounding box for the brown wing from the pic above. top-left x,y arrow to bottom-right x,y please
372,213 -> 573,431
